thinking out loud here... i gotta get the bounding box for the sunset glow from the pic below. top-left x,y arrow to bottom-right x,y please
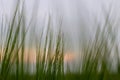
0,48 -> 76,63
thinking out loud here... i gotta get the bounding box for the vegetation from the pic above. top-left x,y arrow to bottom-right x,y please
0,0 -> 120,80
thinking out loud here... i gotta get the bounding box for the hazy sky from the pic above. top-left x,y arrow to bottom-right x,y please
0,0 -> 120,31
1,0 -> 120,70
0,0 -> 120,51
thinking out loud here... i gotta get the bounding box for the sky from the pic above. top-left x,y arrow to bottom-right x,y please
0,0 -> 120,52
1,0 -> 120,71
0,1 -> 120,31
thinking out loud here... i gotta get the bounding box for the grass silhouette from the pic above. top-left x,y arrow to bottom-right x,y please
0,0 -> 120,80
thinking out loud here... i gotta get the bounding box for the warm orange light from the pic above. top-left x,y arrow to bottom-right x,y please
64,52 -> 75,62
0,48 -> 76,63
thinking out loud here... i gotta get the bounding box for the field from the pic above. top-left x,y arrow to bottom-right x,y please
0,1 -> 120,80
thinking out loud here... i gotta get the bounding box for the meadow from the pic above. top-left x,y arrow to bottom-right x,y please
0,1 -> 120,80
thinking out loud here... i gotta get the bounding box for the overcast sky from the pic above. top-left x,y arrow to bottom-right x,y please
0,0 -> 120,51
0,0 -> 120,32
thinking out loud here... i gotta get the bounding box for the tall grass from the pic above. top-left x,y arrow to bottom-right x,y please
0,1 -> 120,80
